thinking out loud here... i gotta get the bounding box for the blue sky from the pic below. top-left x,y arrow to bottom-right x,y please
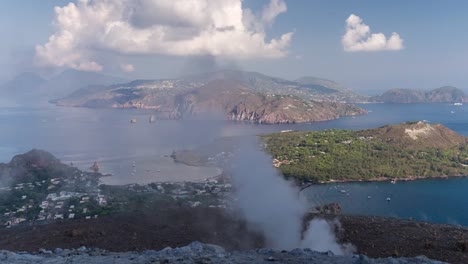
1,0 -> 468,93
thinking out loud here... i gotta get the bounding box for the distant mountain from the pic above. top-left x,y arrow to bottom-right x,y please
181,70 -> 367,103
43,70 -> 127,99
1,72 -> 46,93
0,73 -> 47,105
372,86 -> 467,103
175,80 -> 365,123
0,70 -> 127,106
426,86 -> 466,103
295,76 -> 352,93
56,77 -> 366,124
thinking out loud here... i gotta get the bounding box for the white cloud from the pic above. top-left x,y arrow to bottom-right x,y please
342,14 -> 404,52
35,0 -> 292,72
261,0 -> 287,25
120,63 -> 135,72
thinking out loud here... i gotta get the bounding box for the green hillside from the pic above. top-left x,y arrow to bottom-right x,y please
261,122 -> 468,183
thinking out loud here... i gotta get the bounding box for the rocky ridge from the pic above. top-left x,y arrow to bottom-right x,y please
0,242 -> 445,264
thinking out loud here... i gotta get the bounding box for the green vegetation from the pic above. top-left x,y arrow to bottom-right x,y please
262,128 -> 468,183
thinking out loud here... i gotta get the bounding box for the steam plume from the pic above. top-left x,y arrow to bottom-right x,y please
228,137 -> 352,253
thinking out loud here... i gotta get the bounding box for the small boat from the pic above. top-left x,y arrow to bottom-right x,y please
130,118 -> 137,123
149,115 -> 156,123
390,179 -> 397,184
339,190 -> 347,193
454,102 -> 463,106
386,197 -> 391,202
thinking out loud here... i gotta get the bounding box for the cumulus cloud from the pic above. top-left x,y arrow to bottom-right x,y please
35,0 -> 292,72
120,63 -> 135,72
342,14 -> 404,52
261,0 -> 287,25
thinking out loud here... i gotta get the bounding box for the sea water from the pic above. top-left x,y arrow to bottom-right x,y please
0,103 -> 467,225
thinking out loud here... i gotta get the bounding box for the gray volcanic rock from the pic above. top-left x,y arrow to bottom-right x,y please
314,203 -> 342,215
0,242 -> 445,264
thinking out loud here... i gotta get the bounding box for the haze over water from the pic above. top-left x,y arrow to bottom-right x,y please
0,103 -> 467,225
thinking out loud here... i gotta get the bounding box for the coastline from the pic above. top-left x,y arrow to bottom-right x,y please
295,174 -> 468,193
319,174 -> 468,184
53,101 -> 368,125
297,174 -> 468,189
171,148 -> 468,188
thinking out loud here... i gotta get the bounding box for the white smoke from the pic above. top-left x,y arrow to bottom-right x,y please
301,218 -> 355,254
228,138 -> 353,253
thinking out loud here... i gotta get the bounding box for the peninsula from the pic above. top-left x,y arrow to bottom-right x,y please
262,122 -> 468,183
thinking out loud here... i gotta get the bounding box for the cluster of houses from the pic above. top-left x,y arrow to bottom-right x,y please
2,166 -> 236,229
35,191 -> 106,222
128,178 -> 234,208
1,171 -> 107,228
0,180 -> 49,192
166,179 -> 233,209
3,189 -> 108,228
3,211 -> 26,226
